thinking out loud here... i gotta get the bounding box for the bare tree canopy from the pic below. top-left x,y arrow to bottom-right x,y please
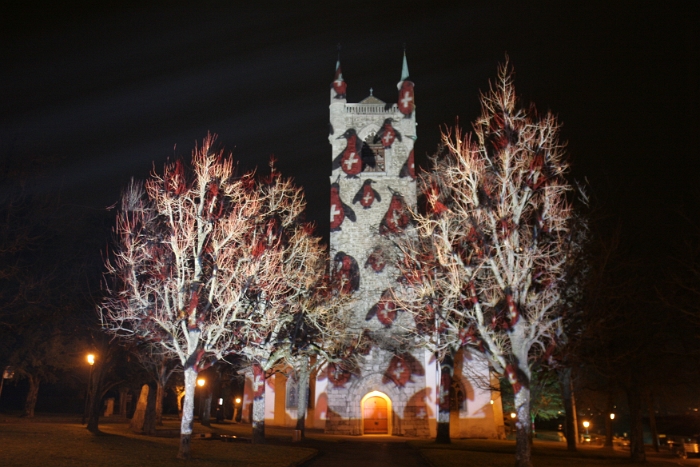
100,134 -> 327,458
396,62 -> 583,467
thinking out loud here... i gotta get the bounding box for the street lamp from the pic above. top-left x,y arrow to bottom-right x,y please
610,413 -> 615,420
234,397 -> 242,422
583,420 -> 590,436
196,378 -> 206,423
0,366 -> 14,401
82,353 -> 96,424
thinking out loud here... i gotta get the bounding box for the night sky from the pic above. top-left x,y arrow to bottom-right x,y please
2,1 -> 698,255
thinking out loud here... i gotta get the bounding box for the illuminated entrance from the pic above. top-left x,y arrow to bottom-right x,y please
361,391 -> 392,435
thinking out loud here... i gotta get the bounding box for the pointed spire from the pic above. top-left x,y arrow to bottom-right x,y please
332,44 -> 347,100
401,45 -> 410,81
335,43 -> 342,77
397,46 -> 415,117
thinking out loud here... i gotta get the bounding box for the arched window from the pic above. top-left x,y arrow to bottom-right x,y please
450,379 -> 466,412
286,375 -> 298,409
363,131 -> 385,173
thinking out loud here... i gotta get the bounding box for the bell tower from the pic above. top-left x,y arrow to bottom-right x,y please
325,51 -> 429,436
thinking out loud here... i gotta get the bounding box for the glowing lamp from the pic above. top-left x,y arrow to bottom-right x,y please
235,397 -> 242,405
197,378 -> 205,387
610,413 -> 615,420
87,354 -> 95,365
582,421 -> 590,428
510,412 -> 517,419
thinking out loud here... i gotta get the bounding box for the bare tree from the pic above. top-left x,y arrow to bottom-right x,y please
100,134 -> 326,458
395,63 -> 582,467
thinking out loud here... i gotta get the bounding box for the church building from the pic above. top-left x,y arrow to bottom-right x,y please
242,52 -> 505,439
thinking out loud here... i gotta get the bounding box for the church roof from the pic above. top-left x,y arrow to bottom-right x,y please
359,95 -> 386,105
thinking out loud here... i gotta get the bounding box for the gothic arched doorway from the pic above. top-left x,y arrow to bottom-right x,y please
361,391 -> 392,435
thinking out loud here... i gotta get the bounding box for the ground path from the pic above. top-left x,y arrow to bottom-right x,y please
296,437 -> 432,467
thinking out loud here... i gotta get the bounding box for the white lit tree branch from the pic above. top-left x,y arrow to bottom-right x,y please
394,63 -> 583,467
100,134 -> 326,457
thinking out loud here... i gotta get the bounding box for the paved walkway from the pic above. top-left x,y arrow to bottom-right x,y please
296,438 -> 432,467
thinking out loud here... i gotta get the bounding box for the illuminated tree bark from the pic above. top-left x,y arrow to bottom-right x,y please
101,134 -> 326,458
180,368 -> 196,458
395,62 -> 583,467
295,359 -> 310,436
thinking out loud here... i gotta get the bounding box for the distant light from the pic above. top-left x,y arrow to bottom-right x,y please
511,412 -> 517,419
490,399 -> 494,405
235,397 -> 242,405
197,378 -> 205,387
610,413 -> 615,420
87,354 -> 95,365
583,421 -> 590,428
218,398 -> 223,405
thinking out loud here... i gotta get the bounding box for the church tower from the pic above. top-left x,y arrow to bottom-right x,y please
324,52 -> 430,436
245,52 -> 505,440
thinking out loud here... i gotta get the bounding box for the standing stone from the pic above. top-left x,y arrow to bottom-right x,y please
104,397 -> 115,417
130,383 -> 157,435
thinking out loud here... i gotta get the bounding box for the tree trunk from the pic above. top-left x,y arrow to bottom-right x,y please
626,384 -> 646,463
514,384 -> 533,467
178,367 -> 197,459
647,391 -> 659,453
87,360 -> 104,434
436,356 -> 453,444
119,387 -> 129,417
23,375 -> 40,418
295,359 -> 310,439
155,381 -> 164,426
252,362 -> 266,444
201,389 -> 212,427
557,367 -> 578,452
604,388 -> 614,448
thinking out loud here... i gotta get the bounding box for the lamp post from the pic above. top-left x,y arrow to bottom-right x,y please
234,397 -> 242,423
582,420 -> 590,442
197,378 -> 206,423
606,413 -> 616,447
82,354 -> 96,424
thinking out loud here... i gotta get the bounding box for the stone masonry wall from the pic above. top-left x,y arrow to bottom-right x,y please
325,88 -> 427,436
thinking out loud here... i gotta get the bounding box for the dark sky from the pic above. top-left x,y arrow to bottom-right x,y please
1,1 -> 698,252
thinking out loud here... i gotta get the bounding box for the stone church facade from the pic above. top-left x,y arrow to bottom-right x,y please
242,53 -> 505,439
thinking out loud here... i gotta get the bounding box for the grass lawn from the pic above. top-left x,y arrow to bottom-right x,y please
0,419 -> 316,467
413,439 -> 687,467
